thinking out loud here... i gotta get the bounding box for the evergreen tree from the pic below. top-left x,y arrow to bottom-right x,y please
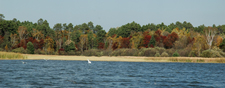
27,42 -> 34,54
148,35 -> 156,47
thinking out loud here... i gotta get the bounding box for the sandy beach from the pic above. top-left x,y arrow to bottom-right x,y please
17,54 -> 225,63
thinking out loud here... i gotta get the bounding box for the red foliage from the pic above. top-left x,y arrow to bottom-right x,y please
112,34 -> 117,38
38,39 -> 44,49
98,42 -> 105,49
112,42 -> 118,50
143,31 -> 149,36
26,37 -> 34,43
20,39 -> 27,49
163,32 -> 179,49
121,38 -> 130,48
0,36 -> 4,44
58,48 -> 64,53
187,37 -> 195,45
143,35 -> 151,48
154,30 -> 162,43
149,44 -> 154,48
155,30 -> 161,36
32,39 -> 39,49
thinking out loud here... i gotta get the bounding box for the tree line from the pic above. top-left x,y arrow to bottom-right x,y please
1,14 -> 225,57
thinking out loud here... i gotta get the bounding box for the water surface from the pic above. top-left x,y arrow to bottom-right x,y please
0,60 -> 225,88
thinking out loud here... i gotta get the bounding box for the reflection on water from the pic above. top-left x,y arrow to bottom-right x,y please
0,60 -> 225,87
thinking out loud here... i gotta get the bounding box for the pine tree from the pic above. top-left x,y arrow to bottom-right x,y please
148,35 -> 156,47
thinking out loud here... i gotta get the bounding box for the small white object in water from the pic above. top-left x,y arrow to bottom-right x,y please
21,61 -> 26,64
44,58 -> 48,61
87,59 -> 91,64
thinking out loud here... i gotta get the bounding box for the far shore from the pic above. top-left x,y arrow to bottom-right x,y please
1,54 -> 224,63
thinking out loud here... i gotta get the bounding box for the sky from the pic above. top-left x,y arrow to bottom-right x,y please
1,0 -> 225,32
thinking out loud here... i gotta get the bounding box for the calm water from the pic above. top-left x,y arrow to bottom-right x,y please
0,60 -> 225,88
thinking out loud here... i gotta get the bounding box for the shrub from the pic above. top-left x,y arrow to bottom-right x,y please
75,51 -> 82,55
111,49 -> 139,56
200,49 -> 223,58
166,49 -> 175,57
83,49 -> 103,56
188,50 -> 197,57
12,47 -> 27,54
67,50 -> 76,55
172,50 -> 180,57
102,49 -> 113,56
143,48 -> 158,57
155,47 -> 166,54
161,52 -> 169,57
27,42 -> 34,54
0,48 -> 4,51
155,53 -> 160,57
34,49 -> 45,54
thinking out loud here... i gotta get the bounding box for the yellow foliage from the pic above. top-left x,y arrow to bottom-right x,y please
5,45 -> 8,51
44,37 -> 54,51
216,36 -> 223,47
130,32 -> 144,49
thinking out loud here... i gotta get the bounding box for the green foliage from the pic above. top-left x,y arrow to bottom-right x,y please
172,50 -> 180,57
97,30 -> 106,43
117,21 -> 141,37
219,39 -> 225,52
72,30 -> 81,45
88,31 -> 94,49
108,28 -> 117,37
65,43 -> 75,52
27,42 -> 34,54
148,35 -> 156,47
161,52 -> 169,57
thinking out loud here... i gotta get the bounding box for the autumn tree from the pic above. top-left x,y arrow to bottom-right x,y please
18,26 -> 28,41
163,32 -> 179,49
204,26 -> 217,49
10,33 -> 19,48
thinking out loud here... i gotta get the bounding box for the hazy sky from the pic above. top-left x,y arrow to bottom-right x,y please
1,0 -> 225,31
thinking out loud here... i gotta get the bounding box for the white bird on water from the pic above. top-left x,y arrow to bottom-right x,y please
87,59 -> 91,64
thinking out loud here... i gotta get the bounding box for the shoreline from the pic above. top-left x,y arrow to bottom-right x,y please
1,54 -> 225,63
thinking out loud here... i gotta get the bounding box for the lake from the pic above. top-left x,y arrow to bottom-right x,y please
0,60 -> 225,88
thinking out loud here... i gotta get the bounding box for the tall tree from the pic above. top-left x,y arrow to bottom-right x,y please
0,14 -> 5,21
94,25 -> 103,34
204,26 -> 217,49
88,31 -> 94,49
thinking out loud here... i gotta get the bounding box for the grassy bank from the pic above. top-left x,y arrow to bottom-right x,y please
1,52 -> 225,63
0,52 -> 27,60
21,54 -> 225,63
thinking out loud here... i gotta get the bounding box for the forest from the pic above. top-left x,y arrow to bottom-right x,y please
1,14 -> 225,58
